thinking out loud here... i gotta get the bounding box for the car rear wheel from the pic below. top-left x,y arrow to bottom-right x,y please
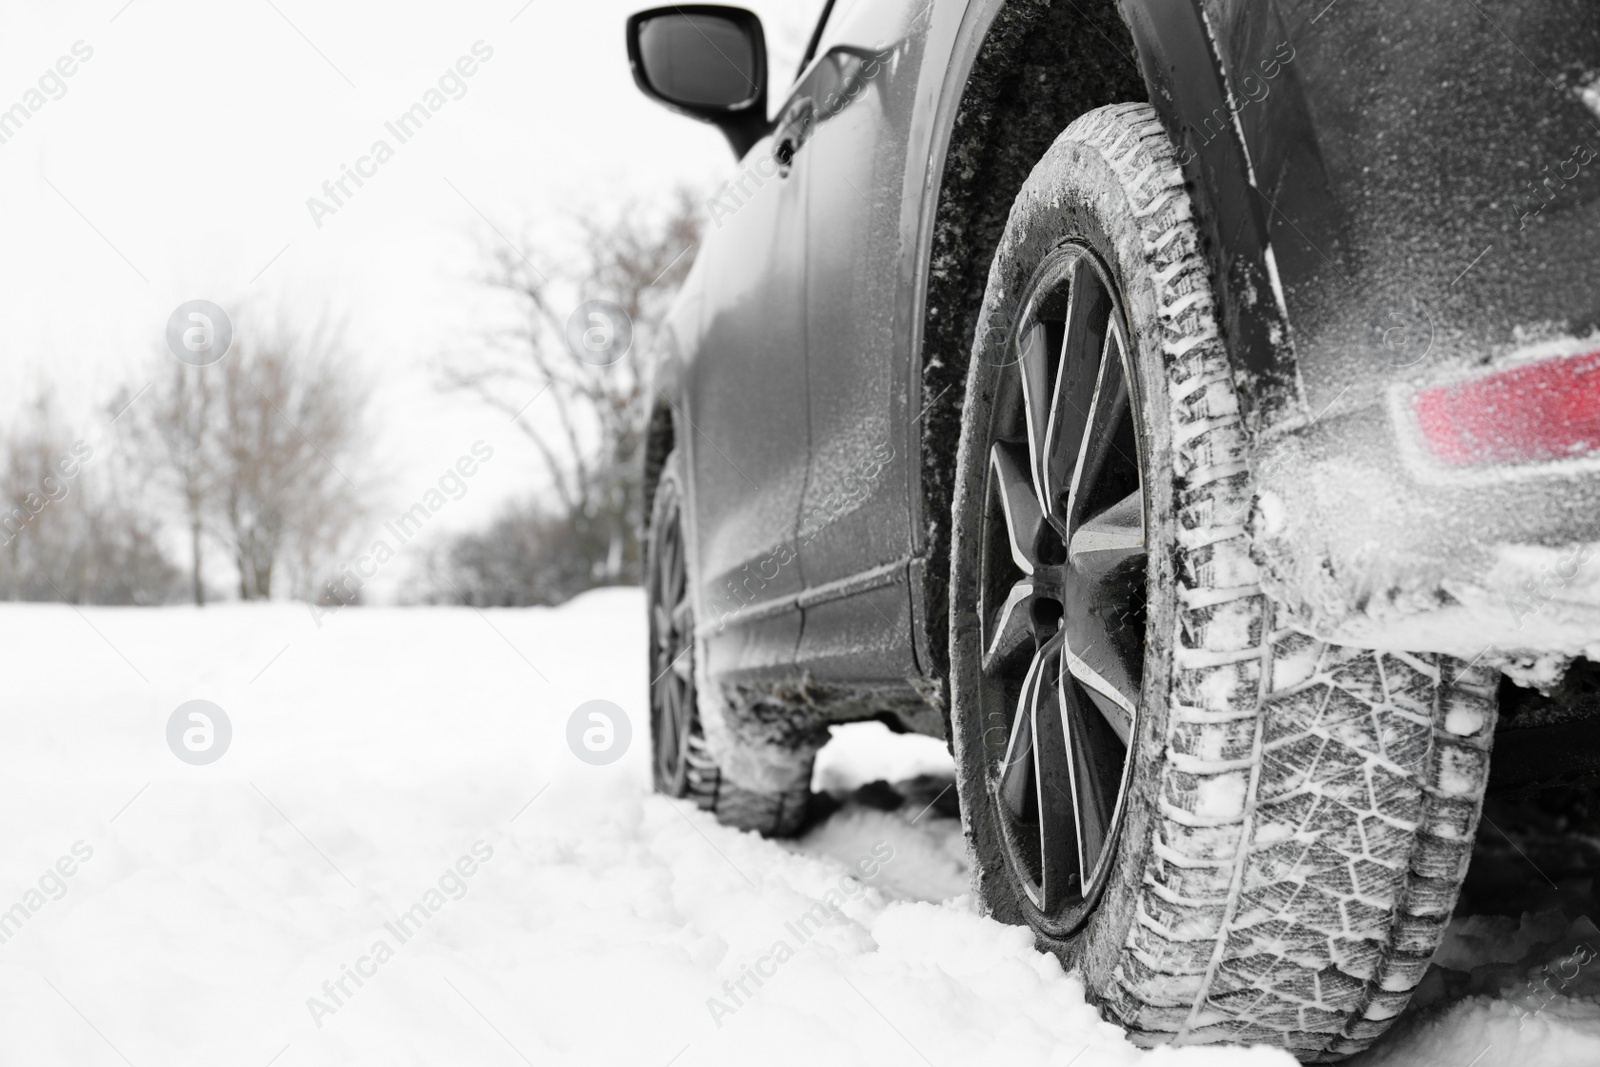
647,451 -> 812,836
948,103 -> 1499,1060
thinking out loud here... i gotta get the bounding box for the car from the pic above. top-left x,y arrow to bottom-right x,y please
626,0 -> 1600,1058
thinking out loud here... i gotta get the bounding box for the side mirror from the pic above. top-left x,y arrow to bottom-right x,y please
626,5 -> 769,159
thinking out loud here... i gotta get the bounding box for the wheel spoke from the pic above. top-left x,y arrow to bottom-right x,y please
1067,325 -> 1133,530
657,675 -> 680,779
997,648 -> 1042,824
670,543 -> 687,608
1062,638 -> 1137,746
1068,489 -> 1145,574
989,442 -> 1048,575
667,555 -> 684,609
1058,669 -> 1121,881
983,578 -> 1041,675
1017,322 -> 1057,518
660,664 -> 679,717
1041,256 -> 1113,522
676,682 -> 695,763
1032,643 -> 1083,910
671,645 -> 694,682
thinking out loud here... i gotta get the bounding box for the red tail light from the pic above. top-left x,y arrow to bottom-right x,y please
1411,348 -> 1600,468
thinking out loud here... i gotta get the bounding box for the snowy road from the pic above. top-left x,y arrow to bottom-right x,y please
1,589 -> 1597,1065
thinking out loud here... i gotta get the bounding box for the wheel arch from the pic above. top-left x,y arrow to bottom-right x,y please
910,0 -> 1318,711
639,398 -> 677,544
911,0 -> 1149,710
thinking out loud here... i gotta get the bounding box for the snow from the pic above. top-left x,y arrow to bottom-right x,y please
1270,636 -> 1322,690
1193,772 -> 1249,821
804,722 -> 971,904
1581,76 -> 1600,123
1252,329 -> 1600,663
811,721 -> 954,795
0,587 -> 1596,1064
1445,702 -> 1490,737
1360,911 -> 1600,1067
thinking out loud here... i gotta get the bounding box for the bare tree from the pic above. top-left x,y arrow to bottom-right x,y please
122,308 -> 372,601
439,188 -> 701,599
0,393 -> 183,605
116,360 -> 216,604
215,318 -> 368,598
414,499 -> 597,607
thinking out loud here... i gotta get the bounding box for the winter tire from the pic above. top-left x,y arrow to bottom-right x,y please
947,102 -> 1499,1060
648,451 -> 812,836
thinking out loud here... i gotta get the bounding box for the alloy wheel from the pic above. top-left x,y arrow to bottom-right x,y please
978,242 -> 1147,927
649,485 -> 698,796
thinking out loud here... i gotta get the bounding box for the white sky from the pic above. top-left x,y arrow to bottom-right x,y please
0,0 -> 825,595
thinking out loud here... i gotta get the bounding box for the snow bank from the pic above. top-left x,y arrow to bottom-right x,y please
0,587 -> 1589,1064
1353,910 -> 1600,1067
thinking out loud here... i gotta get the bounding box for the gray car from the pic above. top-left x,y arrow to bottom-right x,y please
629,0 -> 1600,1058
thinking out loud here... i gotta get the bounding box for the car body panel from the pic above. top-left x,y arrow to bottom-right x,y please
1178,0 -> 1600,656
672,0 -> 977,759
789,1 -> 933,698
797,28 -> 917,594
647,0 -> 1600,773
1121,0 -> 1300,428
676,125 -> 811,681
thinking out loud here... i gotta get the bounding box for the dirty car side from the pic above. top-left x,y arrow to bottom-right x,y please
644,0 -> 1600,792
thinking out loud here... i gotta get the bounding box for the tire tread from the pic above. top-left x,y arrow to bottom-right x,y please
1055,104 -> 1495,1060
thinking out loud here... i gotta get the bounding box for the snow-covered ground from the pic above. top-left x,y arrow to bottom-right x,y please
2,588 -> 1598,1065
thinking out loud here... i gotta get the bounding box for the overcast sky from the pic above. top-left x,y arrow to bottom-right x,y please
0,0 -> 824,593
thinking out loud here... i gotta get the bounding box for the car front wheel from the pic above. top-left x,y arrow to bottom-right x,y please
947,102 -> 1498,1060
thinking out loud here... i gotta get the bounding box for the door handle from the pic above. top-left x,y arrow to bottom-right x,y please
773,97 -> 815,174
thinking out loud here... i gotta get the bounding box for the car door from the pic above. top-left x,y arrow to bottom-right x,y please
683,126 -> 812,665
788,0 -> 933,677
